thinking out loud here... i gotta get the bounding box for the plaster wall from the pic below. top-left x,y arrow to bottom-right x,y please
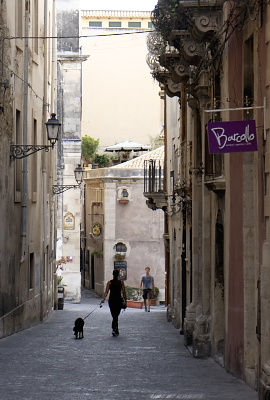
81,26 -> 162,151
83,165 -> 165,301
0,0 -> 57,337
56,0 -> 85,302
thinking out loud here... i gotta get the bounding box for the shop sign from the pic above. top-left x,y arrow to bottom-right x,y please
114,261 -> 127,280
207,120 -> 258,154
92,223 -> 102,238
64,212 -> 75,230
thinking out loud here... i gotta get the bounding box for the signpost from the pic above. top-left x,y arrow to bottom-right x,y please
114,261 -> 127,280
207,120 -> 258,154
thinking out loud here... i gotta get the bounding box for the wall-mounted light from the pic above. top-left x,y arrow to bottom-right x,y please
10,113 -> 61,161
53,164 -> 84,195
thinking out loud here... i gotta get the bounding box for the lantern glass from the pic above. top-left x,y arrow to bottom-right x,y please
45,113 -> 61,146
74,164 -> 84,184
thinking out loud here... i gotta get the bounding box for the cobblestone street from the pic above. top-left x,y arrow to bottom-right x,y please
0,289 -> 258,400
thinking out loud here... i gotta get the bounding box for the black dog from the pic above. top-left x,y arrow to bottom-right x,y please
73,317 -> 84,339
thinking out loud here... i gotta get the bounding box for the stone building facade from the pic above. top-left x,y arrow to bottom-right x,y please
81,147 -> 165,301
80,10 -> 162,152
145,0 -> 270,397
55,0 -> 88,302
0,0 -> 58,337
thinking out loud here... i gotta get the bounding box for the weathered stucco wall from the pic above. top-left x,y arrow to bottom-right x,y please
81,24 -> 162,152
83,163 -> 165,301
0,0 -> 58,338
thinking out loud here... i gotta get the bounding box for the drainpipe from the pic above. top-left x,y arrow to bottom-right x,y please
163,92 -> 170,306
20,0 -> 30,264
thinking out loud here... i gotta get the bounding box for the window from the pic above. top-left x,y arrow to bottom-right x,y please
16,0 -> 23,37
32,118 -> 37,199
33,0 -> 39,54
114,242 -> 127,253
148,22 -> 154,29
122,189 -> 128,198
244,35 -> 254,120
109,22 -> 121,28
89,21 -> 102,27
29,253 -> 35,289
128,22 -> 141,28
15,109 -> 22,197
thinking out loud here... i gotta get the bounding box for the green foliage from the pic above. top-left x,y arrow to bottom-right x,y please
57,276 -> 63,285
125,286 -> 143,301
94,154 -> 111,168
125,286 -> 159,300
152,0 -> 180,41
82,136 -> 99,164
91,250 -> 103,257
149,133 -> 164,150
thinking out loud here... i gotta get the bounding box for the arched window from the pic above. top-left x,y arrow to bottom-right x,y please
114,242 -> 127,253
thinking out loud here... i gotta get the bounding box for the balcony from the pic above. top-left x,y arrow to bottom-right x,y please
143,159 -> 167,211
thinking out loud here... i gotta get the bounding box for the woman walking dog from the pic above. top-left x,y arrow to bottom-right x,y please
101,269 -> 127,336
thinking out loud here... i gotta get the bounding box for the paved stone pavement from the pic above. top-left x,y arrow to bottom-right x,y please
0,289 -> 258,400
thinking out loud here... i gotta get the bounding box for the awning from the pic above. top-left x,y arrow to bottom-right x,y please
105,141 -> 151,152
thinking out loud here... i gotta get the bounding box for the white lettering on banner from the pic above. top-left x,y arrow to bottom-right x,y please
211,124 -> 255,149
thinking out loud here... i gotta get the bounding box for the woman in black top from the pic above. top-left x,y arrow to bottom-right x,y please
101,270 -> 127,336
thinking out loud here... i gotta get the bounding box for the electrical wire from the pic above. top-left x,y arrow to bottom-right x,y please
5,30 -> 154,40
0,30 -> 155,109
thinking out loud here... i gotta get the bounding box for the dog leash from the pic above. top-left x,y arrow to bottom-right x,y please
83,302 -> 103,321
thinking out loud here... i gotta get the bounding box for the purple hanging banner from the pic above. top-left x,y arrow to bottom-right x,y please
207,120 -> 258,154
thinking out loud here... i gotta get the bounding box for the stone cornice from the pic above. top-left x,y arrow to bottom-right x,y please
58,55 -> 89,62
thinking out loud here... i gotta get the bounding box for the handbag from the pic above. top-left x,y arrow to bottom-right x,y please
121,281 -> 127,309
121,295 -> 126,309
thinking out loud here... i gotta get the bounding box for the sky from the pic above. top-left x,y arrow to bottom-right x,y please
80,0 -> 158,11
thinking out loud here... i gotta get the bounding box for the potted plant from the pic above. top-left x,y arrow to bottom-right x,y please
82,135 -> 99,166
150,287 -> 159,306
125,286 -> 144,309
91,249 -> 103,258
55,257 -> 67,310
125,286 -> 160,308
82,135 -> 112,168
114,252 -> 126,260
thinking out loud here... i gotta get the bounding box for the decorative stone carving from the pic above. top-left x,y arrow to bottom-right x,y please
152,70 -> 182,98
178,0 -> 223,42
166,79 -> 182,98
180,38 -> 205,65
159,52 -> 191,83
172,59 -> 191,83
191,14 -> 219,42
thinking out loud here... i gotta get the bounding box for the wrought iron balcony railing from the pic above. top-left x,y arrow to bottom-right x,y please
144,159 -> 164,193
144,159 -> 167,211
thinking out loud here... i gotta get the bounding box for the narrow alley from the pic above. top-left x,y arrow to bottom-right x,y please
0,289 -> 258,400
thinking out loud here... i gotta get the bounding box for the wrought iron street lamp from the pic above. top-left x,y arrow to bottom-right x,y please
10,113 -> 61,161
74,164 -> 84,185
52,164 -> 85,195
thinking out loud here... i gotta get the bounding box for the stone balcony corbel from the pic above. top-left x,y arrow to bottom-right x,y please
169,31 -> 206,66
171,61 -> 191,83
144,191 -> 168,211
153,69 -> 182,98
159,51 -> 191,83
180,37 -> 206,66
177,0 -> 224,42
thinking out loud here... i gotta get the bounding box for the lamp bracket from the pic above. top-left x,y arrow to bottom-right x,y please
10,144 -> 52,161
53,185 -> 80,195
